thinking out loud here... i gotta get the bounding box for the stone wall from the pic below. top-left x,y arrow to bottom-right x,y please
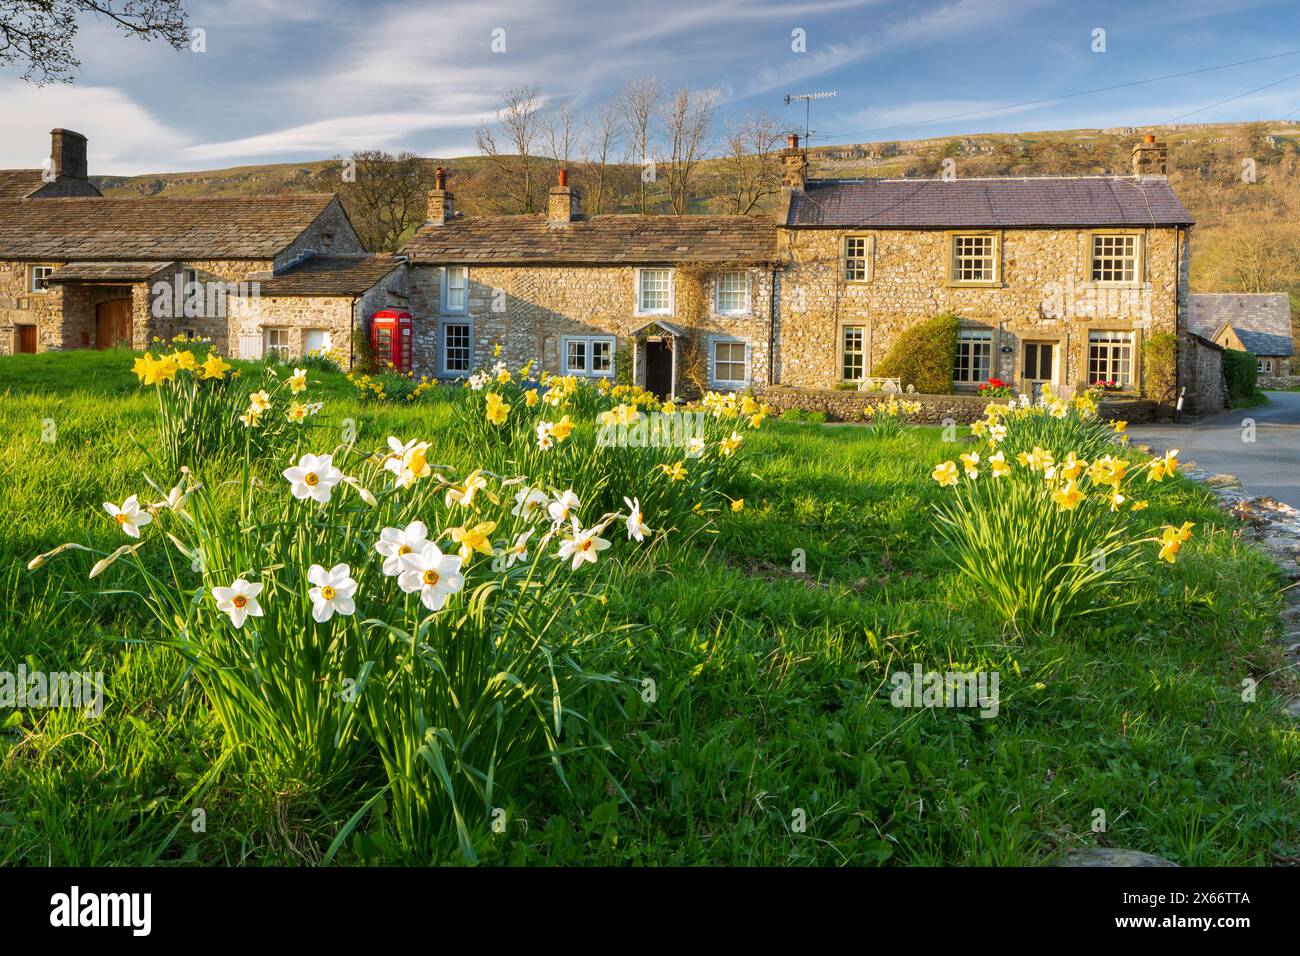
407,262 -> 773,396
1260,374 -> 1300,390
272,199 -> 364,271
0,260 -> 63,354
1182,333 -> 1227,415
774,225 -> 1189,395
756,384 -> 1157,424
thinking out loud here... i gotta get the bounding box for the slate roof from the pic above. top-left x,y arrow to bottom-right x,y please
1187,293 -> 1294,357
0,194 -> 339,260
255,254 -> 403,296
46,260 -> 176,283
0,170 -> 43,200
402,215 -> 777,265
787,176 -> 1193,228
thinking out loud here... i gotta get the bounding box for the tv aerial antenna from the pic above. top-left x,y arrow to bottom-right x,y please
784,90 -> 837,148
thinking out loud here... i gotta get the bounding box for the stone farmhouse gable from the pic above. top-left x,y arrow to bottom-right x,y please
0,129 -> 372,357
1187,292 -> 1294,377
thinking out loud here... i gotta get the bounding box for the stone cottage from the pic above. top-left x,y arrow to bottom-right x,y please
399,168 -> 777,398
774,134 -> 1195,402
1187,292 -> 1294,381
0,128 -> 379,362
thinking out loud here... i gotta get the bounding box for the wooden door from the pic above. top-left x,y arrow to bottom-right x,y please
95,299 -> 132,349
16,324 -> 37,353
1022,341 -> 1055,401
645,340 -> 673,399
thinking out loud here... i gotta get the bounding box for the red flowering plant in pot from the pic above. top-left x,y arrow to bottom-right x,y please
978,378 -> 1016,398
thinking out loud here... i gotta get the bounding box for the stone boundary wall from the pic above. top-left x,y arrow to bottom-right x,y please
1260,374 -> 1300,390
754,385 -> 1158,424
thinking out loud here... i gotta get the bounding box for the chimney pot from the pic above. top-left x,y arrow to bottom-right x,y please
434,165 -> 446,190
787,133 -> 799,149
1143,133 -> 1156,144
558,168 -> 568,187
427,167 -> 453,225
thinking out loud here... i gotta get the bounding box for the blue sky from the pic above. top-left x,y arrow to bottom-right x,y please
2,0 -> 1300,174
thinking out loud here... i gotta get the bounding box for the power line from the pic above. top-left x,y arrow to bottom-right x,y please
821,49 -> 1300,140
1163,71 -> 1300,123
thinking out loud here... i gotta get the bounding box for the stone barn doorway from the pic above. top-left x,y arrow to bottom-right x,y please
16,324 -> 37,353
95,299 -> 133,349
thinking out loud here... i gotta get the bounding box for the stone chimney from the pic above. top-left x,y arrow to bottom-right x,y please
50,128 -> 89,181
547,168 -> 582,225
427,166 -> 453,225
1132,134 -> 1168,176
781,133 -> 808,191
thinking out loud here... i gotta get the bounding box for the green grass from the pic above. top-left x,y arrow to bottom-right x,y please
2,350 -> 1297,866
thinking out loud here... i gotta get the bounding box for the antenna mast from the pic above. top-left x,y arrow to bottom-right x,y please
784,90 -> 837,149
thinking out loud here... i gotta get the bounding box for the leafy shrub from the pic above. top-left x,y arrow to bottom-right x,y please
780,407 -> 828,423
1222,349 -> 1258,403
932,391 -> 1191,635
1142,332 -> 1179,406
875,313 -> 960,394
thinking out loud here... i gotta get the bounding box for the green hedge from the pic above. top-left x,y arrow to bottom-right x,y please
1141,332 -> 1179,406
875,312 -> 960,394
1222,348 -> 1258,403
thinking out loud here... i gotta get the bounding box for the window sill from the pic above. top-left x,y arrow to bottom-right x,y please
945,281 -> 1002,289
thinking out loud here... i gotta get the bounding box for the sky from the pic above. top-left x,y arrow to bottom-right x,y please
2,0 -> 1300,174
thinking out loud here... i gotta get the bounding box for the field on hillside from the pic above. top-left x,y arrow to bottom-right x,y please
1,349 -> 1297,866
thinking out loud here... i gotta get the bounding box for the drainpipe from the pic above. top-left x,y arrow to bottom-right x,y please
349,296 -> 358,368
768,264 -> 778,385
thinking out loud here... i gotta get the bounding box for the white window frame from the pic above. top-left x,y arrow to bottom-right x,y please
29,265 -> 54,293
561,335 -> 616,378
635,268 -> 674,316
954,329 -> 993,383
709,335 -> 750,389
1090,233 -> 1141,286
263,327 -> 291,362
439,317 -> 473,376
1087,329 -> 1135,388
441,266 -> 468,314
1258,358 -> 1273,374
844,236 -> 872,282
304,329 -> 332,354
713,270 -> 752,316
842,325 -> 867,381
949,233 -> 999,285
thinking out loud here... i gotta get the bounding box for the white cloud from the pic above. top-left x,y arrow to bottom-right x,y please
0,80 -> 183,173
184,111 -> 486,162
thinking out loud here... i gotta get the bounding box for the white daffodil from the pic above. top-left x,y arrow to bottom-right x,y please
375,520 -> 430,576
536,421 -> 554,450
102,495 -> 152,538
212,578 -> 264,629
512,486 -> 549,521
397,541 -> 465,611
624,496 -> 649,542
548,489 -> 581,526
503,528 -> 533,568
152,485 -> 189,512
307,563 -> 358,623
383,437 -> 431,488
283,453 -> 343,504
685,436 -> 706,459
445,469 -> 487,508
556,520 -> 612,571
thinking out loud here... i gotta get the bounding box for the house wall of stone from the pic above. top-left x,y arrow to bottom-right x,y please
0,260 -> 64,354
272,199 -> 364,271
775,225 -> 1188,395
146,260 -> 274,352
1182,333 -> 1226,415
407,262 -> 773,394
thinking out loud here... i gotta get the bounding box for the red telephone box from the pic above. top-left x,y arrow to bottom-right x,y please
370,309 -> 413,372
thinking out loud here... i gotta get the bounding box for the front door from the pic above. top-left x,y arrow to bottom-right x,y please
16,324 -> 37,353
1023,341 -> 1055,400
644,339 -> 673,399
95,299 -> 132,349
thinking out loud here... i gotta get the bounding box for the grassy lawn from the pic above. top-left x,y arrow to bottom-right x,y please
1,349 -> 1297,866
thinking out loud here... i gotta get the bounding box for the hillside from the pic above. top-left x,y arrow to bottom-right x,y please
95,121 -> 1300,335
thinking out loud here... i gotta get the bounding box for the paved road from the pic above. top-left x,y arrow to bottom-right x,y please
1127,391 -> 1300,508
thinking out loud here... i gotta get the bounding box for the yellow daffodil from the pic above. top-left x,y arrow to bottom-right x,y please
1025,446 -> 1053,472
731,498 -> 745,512
1051,480 -> 1085,510
989,451 -> 1011,478
200,354 -> 231,380
931,460 -> 959,487
172,350 -> 198,372
720,431 -> 743,456
551,415 -> 574,442
1130,500 -> 1148,511
485,391 -> 510,426
524,388 -> 539,407
288,367 -> 308,393
286,401 -> 309,423
451,520 -> 497,562
660,461 -> 687,482
1059,452 -> 1086,481
959,451 -> 980,478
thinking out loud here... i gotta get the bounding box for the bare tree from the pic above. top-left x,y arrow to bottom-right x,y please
618,76 -> 660,213
541,99 -> 577,171
659,86 -> 716,215
1195,217 -> 1300,293
717,112 -> 783,215
579,101 -> 622,215
476,85 -> 545,213
1,0 -> 188,84
338,150 -> 435,252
